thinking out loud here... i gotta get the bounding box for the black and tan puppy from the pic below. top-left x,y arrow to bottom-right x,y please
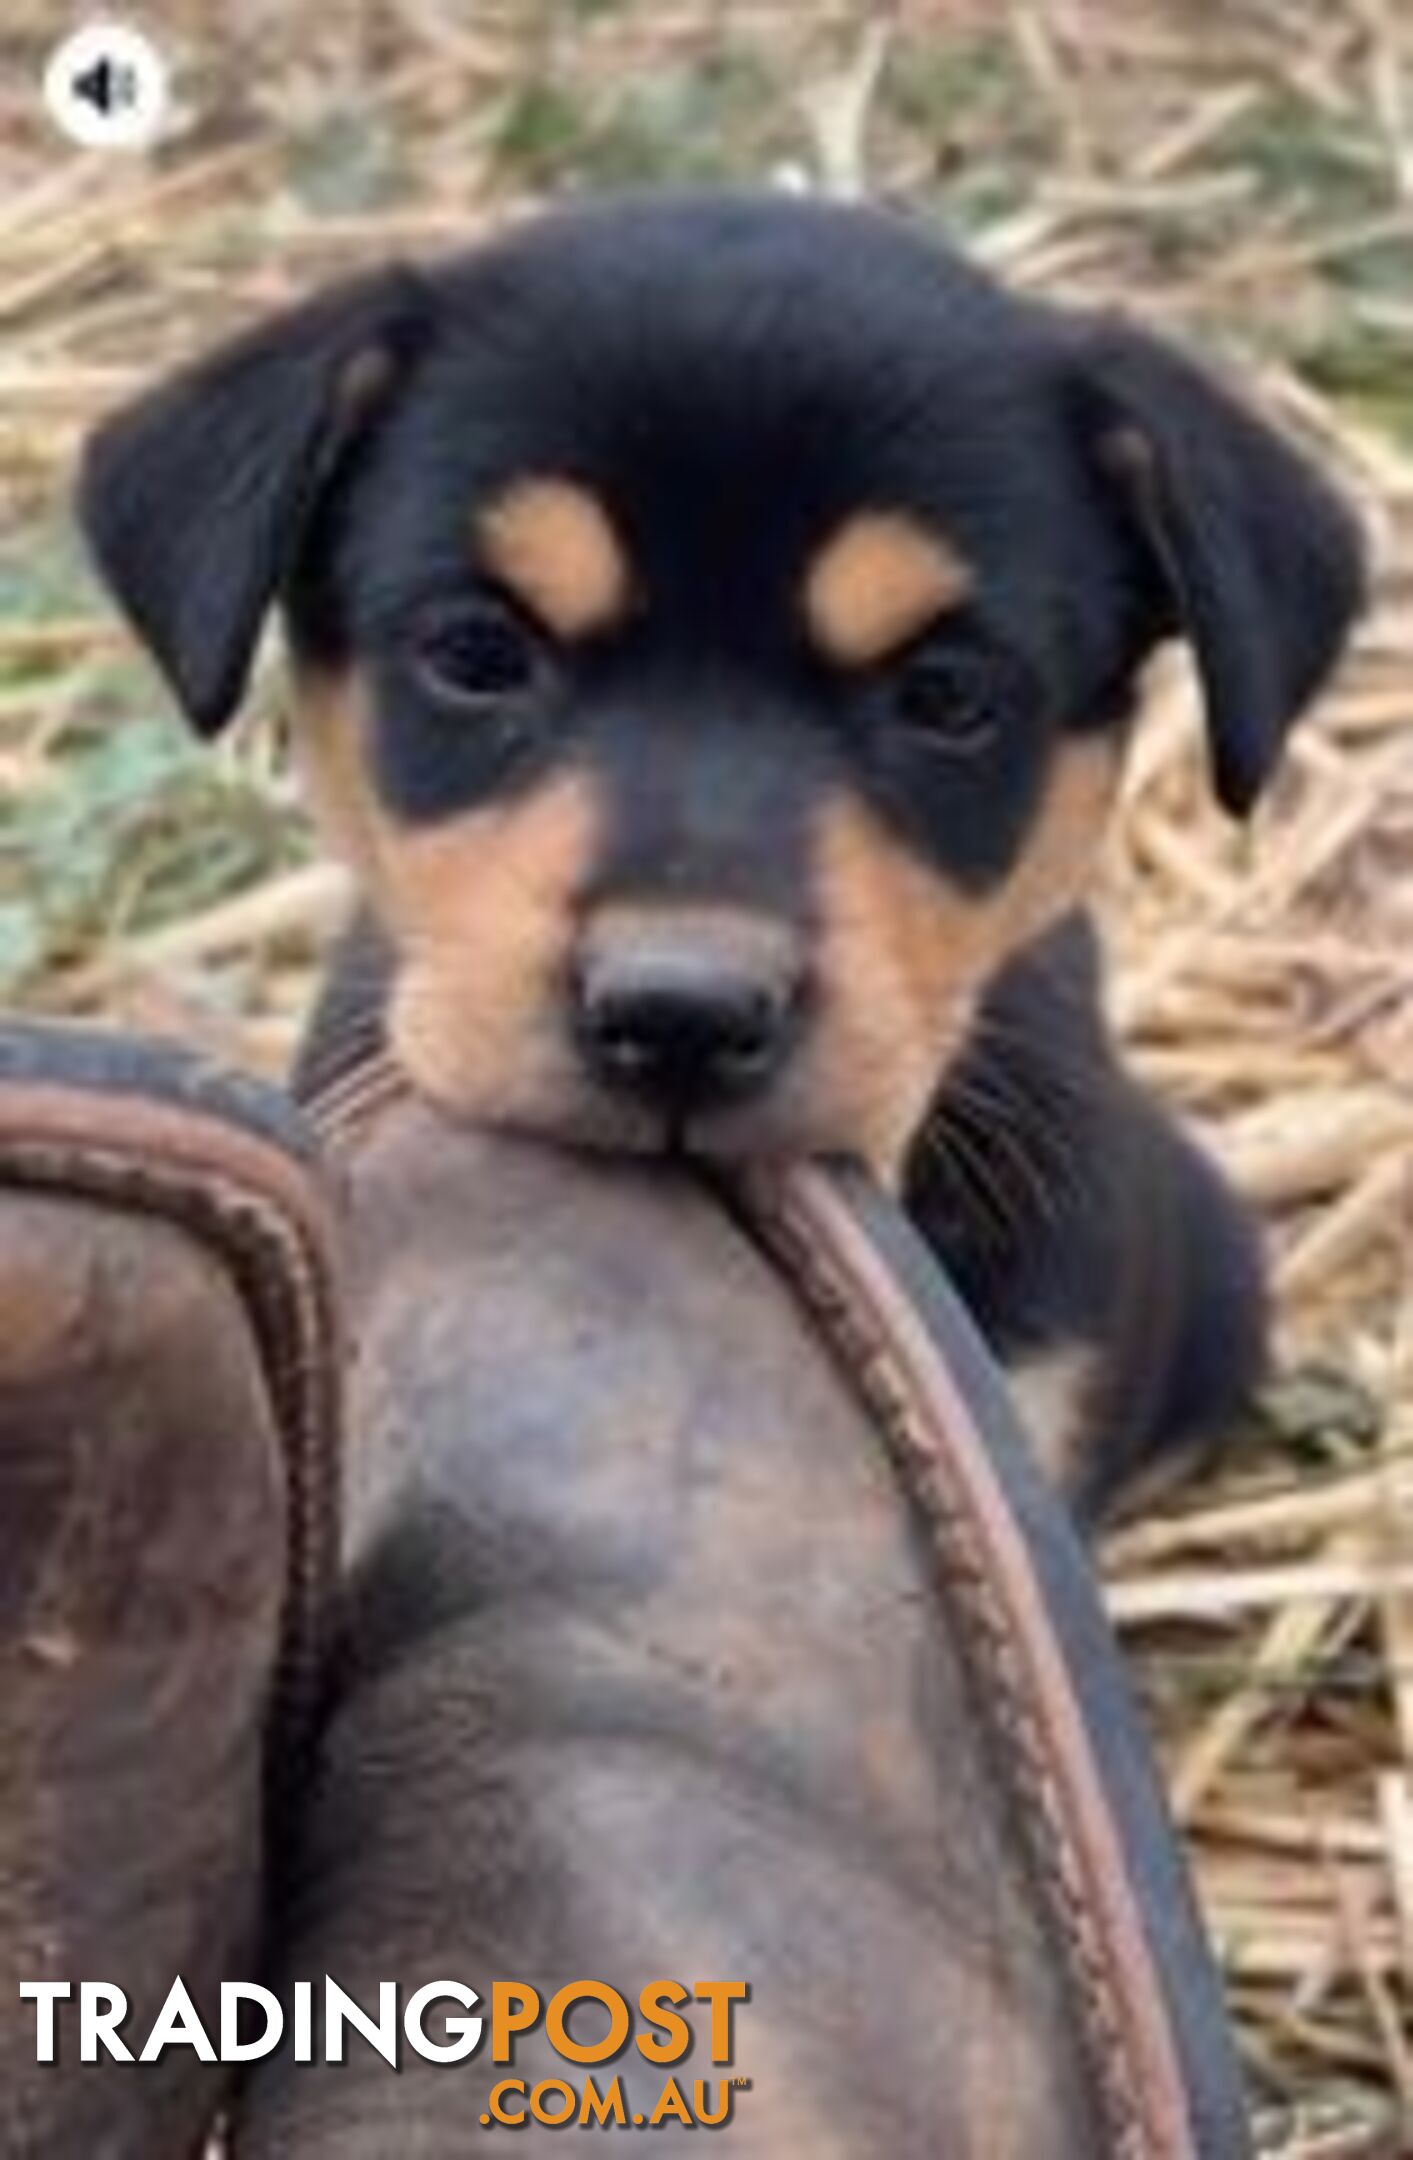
77,193 -> 1364,1515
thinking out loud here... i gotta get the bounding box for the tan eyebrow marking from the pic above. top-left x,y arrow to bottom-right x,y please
475,477 -> 631,640
803,510 -> 974,667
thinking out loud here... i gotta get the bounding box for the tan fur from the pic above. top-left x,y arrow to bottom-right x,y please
293,674 -> 1117,1167
291,672 -> 385,883
811,740 -> 1119,1169
803,511 -> 973,668
384,773 -> 599,1118
476,477 -> 631,640
293,669 -> 604,1129
1003,1343 -> 1098,1491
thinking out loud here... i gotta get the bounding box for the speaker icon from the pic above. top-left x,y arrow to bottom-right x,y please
44,24 -> 168,149
72,56 -> 139,116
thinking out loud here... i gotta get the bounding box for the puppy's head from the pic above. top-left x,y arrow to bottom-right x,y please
79,194 -> 1364,1170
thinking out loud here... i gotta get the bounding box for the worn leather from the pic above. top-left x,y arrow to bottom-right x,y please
0,1027 -> 337,2160
236,1091 -> 1248,2157
0,1025 -> 1246,2157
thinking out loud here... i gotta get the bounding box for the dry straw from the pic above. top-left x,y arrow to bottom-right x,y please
1,1 -> 1409,2148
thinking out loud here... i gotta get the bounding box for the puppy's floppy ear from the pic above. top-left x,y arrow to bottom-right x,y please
78,265 -> 429,736
1074,319 -> 1366,815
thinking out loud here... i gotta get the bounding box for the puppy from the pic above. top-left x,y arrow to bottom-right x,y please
77,192 -> 1365,1516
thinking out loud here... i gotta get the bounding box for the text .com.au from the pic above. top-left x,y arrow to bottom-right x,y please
19,1976 -> 752,2130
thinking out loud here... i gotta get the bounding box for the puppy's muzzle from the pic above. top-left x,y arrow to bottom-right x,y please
573,906 -> 805,1114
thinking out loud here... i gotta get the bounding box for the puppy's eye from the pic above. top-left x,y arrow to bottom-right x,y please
893,640 -> 999,755
413,599 -> 543,710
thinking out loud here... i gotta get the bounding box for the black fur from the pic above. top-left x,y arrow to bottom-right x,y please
77,192 -> 1366,1512
1071,323 -> 1366,813
905,913 -> 1267,1515
78,268 -> 428,736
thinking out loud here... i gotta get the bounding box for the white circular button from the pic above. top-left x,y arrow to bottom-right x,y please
43,22 -> 170,151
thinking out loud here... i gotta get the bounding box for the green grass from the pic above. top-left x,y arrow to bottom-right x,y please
0,514 -> 303,996
493,45 -> 796,190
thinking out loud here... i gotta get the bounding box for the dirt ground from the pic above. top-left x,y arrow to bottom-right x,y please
2,3 -> 1410,2147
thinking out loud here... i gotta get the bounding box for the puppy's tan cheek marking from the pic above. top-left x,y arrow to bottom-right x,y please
381,774 -> 600,1114
290,667 -> 600,1116
811,740 -> 1120,1170
476,477 -> 630,640
291,668 -> 384,882
803,511 -> 973,668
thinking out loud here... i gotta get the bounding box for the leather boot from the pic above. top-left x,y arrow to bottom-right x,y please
236,1070 -> 1248,2157
0,1024 -> 337,2160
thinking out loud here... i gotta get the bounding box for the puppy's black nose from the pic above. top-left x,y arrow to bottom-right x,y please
574,911 -> 801,1110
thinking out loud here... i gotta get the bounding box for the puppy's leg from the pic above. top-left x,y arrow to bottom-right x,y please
905,918 -> 1267,1523
1079,1090 -> 1267,1519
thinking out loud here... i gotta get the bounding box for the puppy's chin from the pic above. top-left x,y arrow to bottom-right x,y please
674,1095 -> 912,1188
389,1019 -> 917,1186
386,997 -> 658,1156
384,1066 -> 907,1181
387,962 -> 945,1182
422,1089 -> 673,1161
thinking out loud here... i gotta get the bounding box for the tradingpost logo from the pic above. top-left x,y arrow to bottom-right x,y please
21,1974 -> 753,2131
